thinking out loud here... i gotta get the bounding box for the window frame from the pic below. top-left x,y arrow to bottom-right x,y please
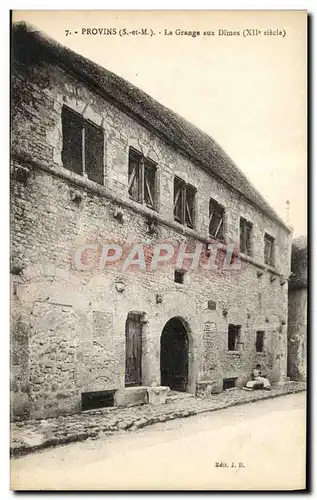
227,324 -> 241,352
209,198 -> 225,241
264,233 -> 275,266
61,105 -> 105,185
239,217 -> 253,256
255,331 -> 265,353
174,269 -> 186,284
128,147 -> 157,210
173,176 -> 196,228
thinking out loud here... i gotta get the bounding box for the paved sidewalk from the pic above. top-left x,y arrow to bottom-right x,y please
11,381 -> 306,457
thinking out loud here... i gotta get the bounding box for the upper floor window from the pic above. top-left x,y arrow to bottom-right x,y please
240,217 -> 253,256
174,269 -> 186,284
209,198 -> 225,240
173,177 -> 196,228
128,148 -> 157,210
264,233 -> 275,266
228,324 -> 241,351
61,105 -> 104,185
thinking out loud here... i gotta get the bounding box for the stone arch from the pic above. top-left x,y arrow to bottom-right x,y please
160,315 -> 195,393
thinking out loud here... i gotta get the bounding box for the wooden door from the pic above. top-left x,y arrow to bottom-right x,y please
125,314 -> 142,386
160,319 -> 188,392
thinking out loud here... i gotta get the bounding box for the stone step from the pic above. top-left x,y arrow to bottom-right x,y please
166,390 -> 196,403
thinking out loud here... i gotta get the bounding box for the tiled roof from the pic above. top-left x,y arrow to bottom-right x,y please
290,236 -> 307,287
12,21 -> 290,231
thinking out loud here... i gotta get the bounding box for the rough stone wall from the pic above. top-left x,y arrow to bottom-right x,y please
287,238 -> 307,382
290,238 -> 307,288
11,57 -> 292,419
288,287 -> 307,382
11,60 -> 291,276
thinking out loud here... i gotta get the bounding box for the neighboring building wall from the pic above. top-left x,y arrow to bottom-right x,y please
11,40 -> 292,420
287,237 -> 307,382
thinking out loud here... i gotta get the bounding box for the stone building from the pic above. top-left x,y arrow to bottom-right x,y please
287,236 -> 307,382
11,22 -> 292,420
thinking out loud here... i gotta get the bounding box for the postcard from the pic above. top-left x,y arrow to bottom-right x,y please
10,10 -> 307,491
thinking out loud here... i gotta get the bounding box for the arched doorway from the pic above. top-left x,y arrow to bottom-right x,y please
160,317 -> 189,392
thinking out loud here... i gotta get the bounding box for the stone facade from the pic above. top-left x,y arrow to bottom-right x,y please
11,23 -> 292,420
287,237 -> 307,381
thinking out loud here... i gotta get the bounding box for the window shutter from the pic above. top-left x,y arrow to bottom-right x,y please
185,185 -> 196,228
174,178 -> 184,222
61,106 -> 83,176
128,150 -> 141,202
85,120 -> 104,185
144,160 -> 156,209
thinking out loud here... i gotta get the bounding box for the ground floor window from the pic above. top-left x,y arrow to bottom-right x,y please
223,378 -> 237,390
256,331 -> 265,352
81,390 -> 115,410
228,324 -> 241,351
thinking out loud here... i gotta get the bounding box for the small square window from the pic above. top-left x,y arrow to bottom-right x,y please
228,324 -> 241,351
174,269 -> 186,284
256,331 -> 265,353
207,300 -> 217,310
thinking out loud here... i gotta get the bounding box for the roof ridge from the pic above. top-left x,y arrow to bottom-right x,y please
12,21 -> 291,232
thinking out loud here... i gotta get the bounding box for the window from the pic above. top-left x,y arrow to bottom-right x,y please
256,331 -> 265,353
61,106 -> 104,185
240,217 -> 253,255
173,177 -> 196,228
128,148 -> 157,209
264,233 -> 275,266
209,199 -> 225,240
174,269 -> 186,284
207,300 -> 217,310
228,324 -> 241,351
223,378 -> 237,390
81,390 -> 115,410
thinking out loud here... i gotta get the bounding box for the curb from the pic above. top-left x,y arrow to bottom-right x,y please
131,386 -> 305,430
11,386 -> 306,458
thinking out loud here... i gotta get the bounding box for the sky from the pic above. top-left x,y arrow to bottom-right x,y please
12,10 -> 307,236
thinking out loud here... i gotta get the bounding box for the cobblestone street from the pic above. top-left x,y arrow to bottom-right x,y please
11,392 -> 306,490
11,382 -> 305,457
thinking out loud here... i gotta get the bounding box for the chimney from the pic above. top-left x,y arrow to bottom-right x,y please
285,200 -> 290,224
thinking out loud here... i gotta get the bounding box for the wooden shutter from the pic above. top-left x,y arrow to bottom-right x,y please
264,234 -> 274,265
61,106 -> 83,176
245,222 -> 252,255
185,184 -> 196,228
240,218 -> 252,255
174,177 -> 184,223
85,120 -> 104,185
209,199 -> 224,239
144,159 -> 156,209
240,218 -> 246,253
128,149 -> 142,202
